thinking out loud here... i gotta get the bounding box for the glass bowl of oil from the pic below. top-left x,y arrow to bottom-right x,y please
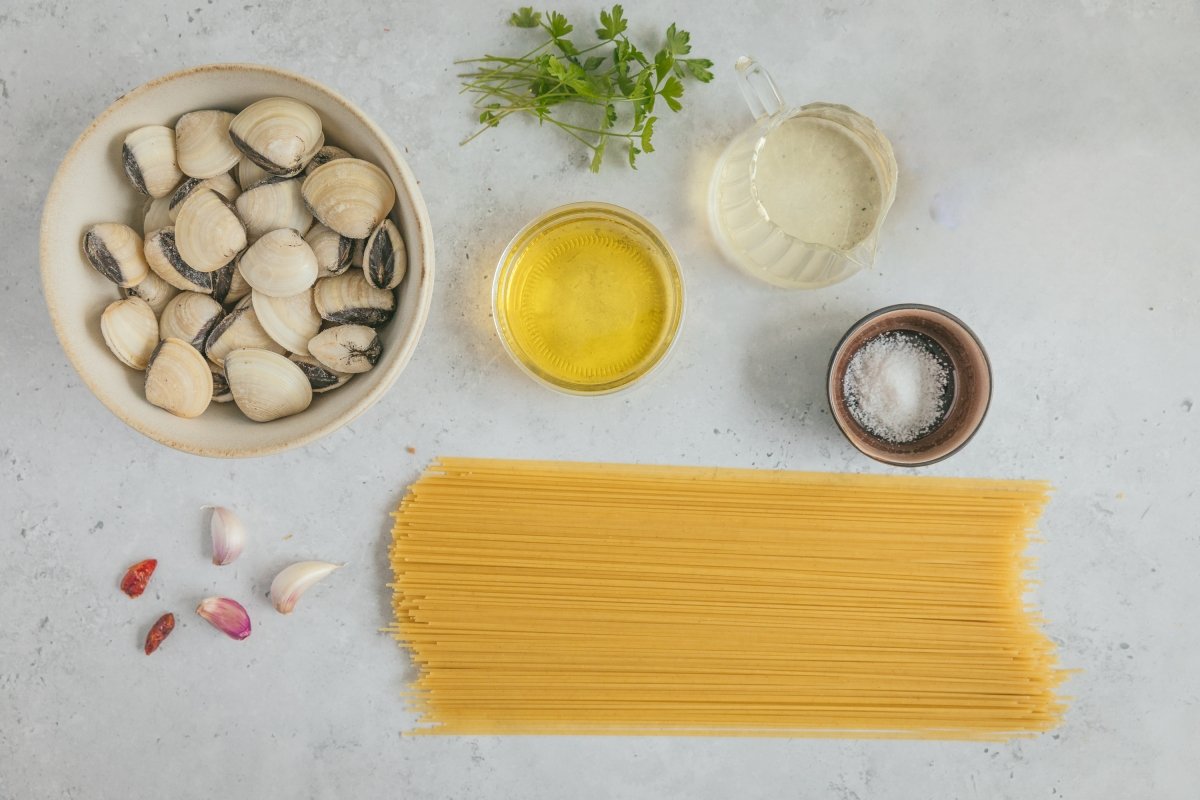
493,202 -> 684,395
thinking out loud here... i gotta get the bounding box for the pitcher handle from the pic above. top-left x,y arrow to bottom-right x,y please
735,56 -> 785,121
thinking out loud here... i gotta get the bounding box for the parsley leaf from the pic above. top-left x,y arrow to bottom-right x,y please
590,138 -> 607,173
509,7 -> 541,27
660,76 -> 684,111
639,116 -> 656,153
654,48 -> 674,85
596,5 -> 627,40
545,11 -> 572,38
665,23 -> 691,56
683,58 -> 714,83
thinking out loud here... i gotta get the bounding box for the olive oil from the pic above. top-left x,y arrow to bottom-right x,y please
494,204 -> 683,394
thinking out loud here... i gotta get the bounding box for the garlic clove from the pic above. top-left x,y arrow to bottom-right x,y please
269,561 -> 342,614
205,505 -> 246,566
196,597 -> 252,640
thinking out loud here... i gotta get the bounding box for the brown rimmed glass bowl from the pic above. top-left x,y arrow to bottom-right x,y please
827,304 -> 991,467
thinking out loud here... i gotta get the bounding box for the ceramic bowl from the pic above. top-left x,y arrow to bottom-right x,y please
39,64 -> 434,457
827,304 -> 991,467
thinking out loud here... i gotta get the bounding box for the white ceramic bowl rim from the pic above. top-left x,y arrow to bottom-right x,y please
38,62 -> 435,457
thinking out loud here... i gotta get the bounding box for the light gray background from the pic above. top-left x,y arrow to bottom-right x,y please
2,1 -> 1197,797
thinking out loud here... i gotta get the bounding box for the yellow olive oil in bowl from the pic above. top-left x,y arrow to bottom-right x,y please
493,203 -> 684,394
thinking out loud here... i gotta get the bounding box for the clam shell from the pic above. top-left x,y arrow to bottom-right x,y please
210,260 -> 237,305
83,223 -> 150,288
144,227 -> 211,293
122,125 -> 183,198
222,263 -> 252,307
211,364 -> 233,402
100,296 -> 159,370
301,158 -> 396,239
175,187 -> 247,273
237,156 -> 270,191
225,348 -> 313,422
168,172 -> 242,222
304,223 -> 354,278
313,270 -> 395,327
159,291 -> 224,352
123,271 -> 180,316
229,97 -> 324,176
251,288 -> 321,356
363,218 -> 407,290
288,353 -> 353,393
235,176 -> 313,239
204,295 -> 285,367
303,145 -> 352,176
236,228 -> 318,298
145,337 -> 213,419
143,193 -> 175,239
175,110 -> 241,179
308,324 -> 381,374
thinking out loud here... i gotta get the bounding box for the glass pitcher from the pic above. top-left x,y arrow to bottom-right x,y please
708,57 -> 898,289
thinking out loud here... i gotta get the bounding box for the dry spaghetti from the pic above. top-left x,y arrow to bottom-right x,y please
389,458 -> 1067,739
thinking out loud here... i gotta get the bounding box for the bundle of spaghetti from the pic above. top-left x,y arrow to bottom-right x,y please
388,458 -> 1067,739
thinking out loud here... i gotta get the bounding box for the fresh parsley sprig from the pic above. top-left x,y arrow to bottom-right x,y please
457,5 -> 714,172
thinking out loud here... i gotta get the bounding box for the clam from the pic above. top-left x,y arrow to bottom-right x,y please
363,218 -> 407,290
168,172 -> 242,222
143,193 -> 174,238
222,263 -> 252,306
210,260 -> 237,305
235,176 -> 313,239
123,271 -> 180,316
144,227 -> 212,293
252,288 -> 321,355
236,228 -> 317,298
301,158 -> 395,239
288,353 -> 352,393
122,125 -> 183,198
237,156 -> 270,191
100,296 -> 159,370
308,324 -> 381,374
175,187 -> 247,272
211,364 -> 233,402
313,270 -> 395,327
304,145 -> 352,175
204,295 -> 285,367
83,223 -> 150,287
225,348 -> 313,422
144,337 -> 213,419
175,110 -> 241,179
350,237 -> 365,269
229,97 -> 324,176
304,223 -> 354,278
159,292 -> 224,351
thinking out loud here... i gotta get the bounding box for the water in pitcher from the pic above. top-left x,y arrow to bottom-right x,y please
708,57 -> 897,289
749,115 -> 884,251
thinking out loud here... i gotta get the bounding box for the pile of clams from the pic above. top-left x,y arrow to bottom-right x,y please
84,97 -> 406,423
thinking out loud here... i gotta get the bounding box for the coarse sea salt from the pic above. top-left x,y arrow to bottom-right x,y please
843,332 -> 950,443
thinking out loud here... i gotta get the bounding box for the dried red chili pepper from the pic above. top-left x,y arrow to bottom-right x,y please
120,559 -> 158,598
144,613 -> 175,655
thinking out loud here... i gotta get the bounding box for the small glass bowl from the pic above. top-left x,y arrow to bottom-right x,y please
827,304 -> 992,466
492,202 -> 685,395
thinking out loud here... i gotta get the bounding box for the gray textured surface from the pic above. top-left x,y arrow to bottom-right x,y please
2,0 -> 1199,797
